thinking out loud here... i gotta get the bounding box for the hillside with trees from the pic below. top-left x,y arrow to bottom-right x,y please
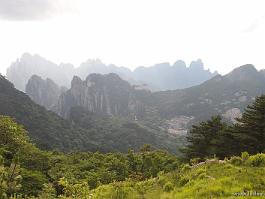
1,95 -> 265,198
0,75 -> 178,153
25,64 -> 265,148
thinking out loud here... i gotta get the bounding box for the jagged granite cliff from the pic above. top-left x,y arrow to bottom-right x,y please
55,73 -> 148,118
134,59 -> 217,90
26,75 -> 65,110
6,53 -> 217,92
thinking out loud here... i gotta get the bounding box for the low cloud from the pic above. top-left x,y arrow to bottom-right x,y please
0,0 -> 76,21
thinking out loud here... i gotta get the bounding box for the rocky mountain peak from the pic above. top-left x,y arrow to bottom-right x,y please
71,76 -> 83,87
232,64 -> 257,73
7,53 -> 218,92
56,73 -> 146,118
26,75 -> 63,110
7,53 -> 74,91
225,64 -> 260,81
189,59 -> 204,70
20,52 -> 32,60
173,60 -> 187,70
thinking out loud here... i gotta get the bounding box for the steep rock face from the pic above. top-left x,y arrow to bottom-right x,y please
26,75 -> 63,110
56,73 -> 147,118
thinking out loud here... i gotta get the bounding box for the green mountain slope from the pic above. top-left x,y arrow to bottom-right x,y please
92,153 -> 265,199
68,106 -> 178,153
147,64 -> 265,127
0,75 -> 178,153
0,75 -> 98,151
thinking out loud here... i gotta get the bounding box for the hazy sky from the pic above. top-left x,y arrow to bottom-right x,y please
0,0 -> 264,75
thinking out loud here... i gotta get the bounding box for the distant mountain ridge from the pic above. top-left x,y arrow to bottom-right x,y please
0,74 -> 178,153
2,63 -> 265,154
6,53 -> 217,91
25,64 -> 265,144
147,64 -> 265,130
26,75 -> 66,110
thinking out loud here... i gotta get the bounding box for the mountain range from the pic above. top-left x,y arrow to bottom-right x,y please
6,53 -> 217,92
25,63 -> 265,137
2,53 -> 265,154
0,74 -> 178,153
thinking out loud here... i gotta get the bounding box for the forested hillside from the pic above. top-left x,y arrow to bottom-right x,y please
1,94 -> 265,198
0,75 -> 91,151
0,75 -> 178,153
24,64 -> 265,144
2,64 -> 265,155
0,115 -> 179,198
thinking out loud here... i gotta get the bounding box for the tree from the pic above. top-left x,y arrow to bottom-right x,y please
232,95 -> 265,154
0,116 -> 50,197
0,155 -> 8,198
0,155 -> 22,198
0,116 -> 30,154
184,116 -> 229,159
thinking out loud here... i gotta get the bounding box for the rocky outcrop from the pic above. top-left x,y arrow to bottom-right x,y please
55,73 -> 147,118
26,75 -> 63,110
222,108 -> 242,123
166,116 -> 194,135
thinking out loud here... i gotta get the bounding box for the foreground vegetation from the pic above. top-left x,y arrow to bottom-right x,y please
1,116 -> 265,199
90,152 -> 265,199
0,115 -> 179,198
1,94 -> 265,198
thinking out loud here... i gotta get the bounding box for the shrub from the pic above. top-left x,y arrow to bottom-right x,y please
113,182 -> 129,199
190,158 -> 200,165
229,156 -> 242,166
179,176 -> 189,186
198,172 -> 207,179
163,182 -> 174,192
224,164 -> 233,169
241,152 -> 250,162
20,169 -> 48,196
157,173 -> 166,186
181,164 -> 191,172
248,153 -> 265,167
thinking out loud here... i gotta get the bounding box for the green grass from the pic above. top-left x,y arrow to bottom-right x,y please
90,154 -> 265,199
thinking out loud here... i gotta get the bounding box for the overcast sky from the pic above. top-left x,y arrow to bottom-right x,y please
0,0 -> 264,75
